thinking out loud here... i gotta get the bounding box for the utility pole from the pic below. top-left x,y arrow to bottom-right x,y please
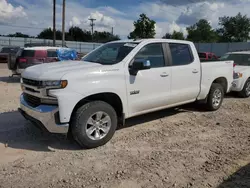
62,0 -> 65,47
53,0 -> 56,46
89,18 -> 96,41
111,27 -> 113,35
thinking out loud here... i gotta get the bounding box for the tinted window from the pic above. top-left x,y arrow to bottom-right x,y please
20,50 -> 35,57
82,42 -> 138,65
169,43 -> 193,66
198,53 -> 206,58
47,50 -> 58,57
219,53 -> 250,66
134,43 -> 165,68
1,47 -> 19,54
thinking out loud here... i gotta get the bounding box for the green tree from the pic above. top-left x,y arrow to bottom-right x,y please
37,28 -> 62,40
67,26 -> 91,41
93,31 -> 120,43
186,19 -> 218,42
217,13 -> 250,42
128,13 -> 156,39
7,32 -> 30,38
171,31 -> 185,40
162,33 -> 172,39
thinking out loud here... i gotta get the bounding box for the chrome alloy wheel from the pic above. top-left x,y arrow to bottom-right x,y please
85,111 -> 112,140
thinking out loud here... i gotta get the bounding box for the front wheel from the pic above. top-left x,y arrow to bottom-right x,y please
71,101 -> 118,149
238,78 -> 250,98
206,83 -> 224,111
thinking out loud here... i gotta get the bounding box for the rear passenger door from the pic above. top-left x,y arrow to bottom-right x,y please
167,43 -> 200,104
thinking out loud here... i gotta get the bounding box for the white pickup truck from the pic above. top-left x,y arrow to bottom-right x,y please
220,51 -> 250,98
19,39 -> 234,149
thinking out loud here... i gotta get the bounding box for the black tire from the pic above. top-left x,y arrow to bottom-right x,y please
71,101 -> 117,149
206,83 -> 224,111
238,78 -> 250,98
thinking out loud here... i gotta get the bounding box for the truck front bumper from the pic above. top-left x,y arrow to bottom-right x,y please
19,93 -> 69,134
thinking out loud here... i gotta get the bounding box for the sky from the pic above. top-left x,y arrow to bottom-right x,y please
0,0 -> 250,39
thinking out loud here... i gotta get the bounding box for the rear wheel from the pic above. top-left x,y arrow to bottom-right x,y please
238,79 -> 250,98
71,101 -> 117,149
206,83 -> 224,111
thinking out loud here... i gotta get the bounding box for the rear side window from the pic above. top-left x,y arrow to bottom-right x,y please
47,50 -> 58,57
21,50 -> 35,57
134,43 -> 165,68
198,53 -> 206,58
169,43 -> 193,66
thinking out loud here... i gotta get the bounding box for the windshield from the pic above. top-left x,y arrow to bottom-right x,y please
219,53 -> 250,66
82,42 -> 138,65
0,47 -> 19,54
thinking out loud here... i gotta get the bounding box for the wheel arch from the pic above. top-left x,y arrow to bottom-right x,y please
69,92 -> 125,126
212,77 -> 228,93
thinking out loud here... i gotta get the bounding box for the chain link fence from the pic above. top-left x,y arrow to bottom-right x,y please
0,36 -> 102,54
1,36 -> 250,56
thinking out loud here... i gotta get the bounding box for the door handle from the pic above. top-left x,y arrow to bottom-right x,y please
160,72 -> 169,77
192,69 -> 199,73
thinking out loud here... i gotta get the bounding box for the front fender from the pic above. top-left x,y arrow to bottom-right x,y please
48,89 -> 85,123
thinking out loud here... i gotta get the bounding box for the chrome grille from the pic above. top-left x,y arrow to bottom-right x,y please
23,78 -> 43,87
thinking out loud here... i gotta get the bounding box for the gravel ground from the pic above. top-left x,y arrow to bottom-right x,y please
0,63 -> 249,188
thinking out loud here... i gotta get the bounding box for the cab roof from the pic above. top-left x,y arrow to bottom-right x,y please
24,46 -> 68,50
108,38 -> 193,45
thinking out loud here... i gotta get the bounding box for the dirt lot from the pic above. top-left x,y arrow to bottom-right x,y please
0,63 -> 249,188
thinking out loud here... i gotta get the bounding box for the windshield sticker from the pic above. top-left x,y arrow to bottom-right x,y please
124,43 -> 137,48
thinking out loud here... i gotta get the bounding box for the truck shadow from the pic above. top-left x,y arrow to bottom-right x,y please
217,163 -> 250,188
0,111 -> 81,152
0,104 -> 210,152
0,76 -> 20,83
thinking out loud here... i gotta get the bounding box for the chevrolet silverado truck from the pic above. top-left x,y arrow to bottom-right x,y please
220,51 -> 250,97
18,39 -> 234,149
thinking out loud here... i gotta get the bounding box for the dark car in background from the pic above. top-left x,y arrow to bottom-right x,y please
0,46 -> 22,64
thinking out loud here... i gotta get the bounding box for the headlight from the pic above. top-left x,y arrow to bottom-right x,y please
233,72 -> 243,79
42,80 -> 68,88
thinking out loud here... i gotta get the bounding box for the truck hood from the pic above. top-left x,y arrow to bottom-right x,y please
234,65 -> 250,73
21,61 -> 102,80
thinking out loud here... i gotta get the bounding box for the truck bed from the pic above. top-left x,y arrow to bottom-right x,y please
198,60 -> 234,100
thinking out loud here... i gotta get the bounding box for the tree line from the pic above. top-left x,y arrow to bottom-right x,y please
1,12 -> 250,43
0,27 -> 120,43
133,13 -> 250,43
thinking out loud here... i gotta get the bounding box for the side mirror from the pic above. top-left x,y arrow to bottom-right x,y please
129,59 -> 151,76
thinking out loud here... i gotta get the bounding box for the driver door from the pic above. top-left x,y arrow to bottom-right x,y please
125,43 -> 171,117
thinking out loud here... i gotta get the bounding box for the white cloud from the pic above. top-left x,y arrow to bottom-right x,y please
0,0 -> 249,40
69,16 -> 81,27
177,2 -> 225,26
0,0 -> 27,23
87,11 -> 115,28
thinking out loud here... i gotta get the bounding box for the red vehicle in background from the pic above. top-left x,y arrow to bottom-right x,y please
198,52 -> 218,61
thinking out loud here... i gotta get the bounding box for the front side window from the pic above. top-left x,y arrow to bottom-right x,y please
169,43 -> 193,66
134,43 -> 165,68
82,42 -> 138,65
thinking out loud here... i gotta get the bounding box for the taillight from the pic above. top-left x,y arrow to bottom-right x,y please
19,58 -> 27,63
233,63 -> 236,67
